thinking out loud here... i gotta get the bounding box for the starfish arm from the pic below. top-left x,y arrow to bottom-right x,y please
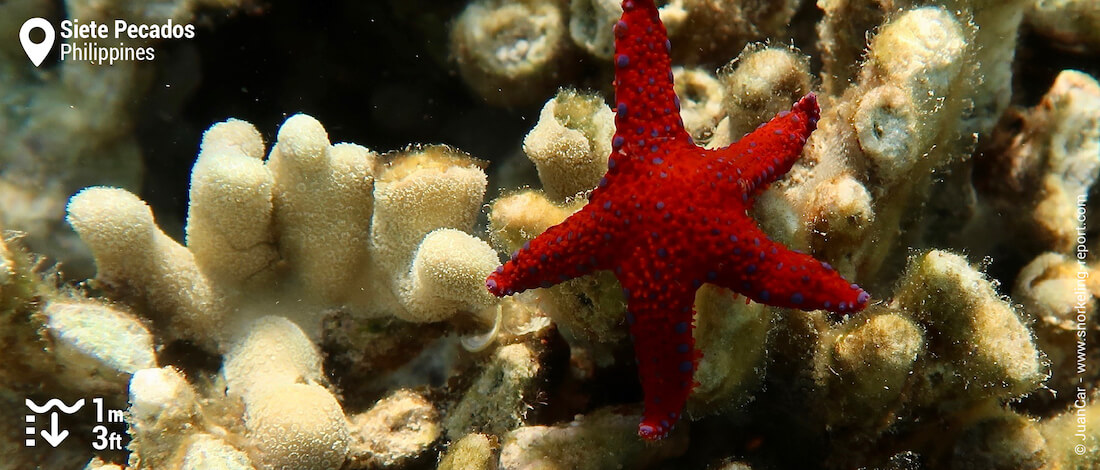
711,217 -> 870,315
609,0 -> 691,170
708,93 -> 821,198
486,206 -> 612,296
618,254 -> 699,441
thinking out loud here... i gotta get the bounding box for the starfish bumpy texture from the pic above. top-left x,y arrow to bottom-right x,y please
486,0 -> 870,440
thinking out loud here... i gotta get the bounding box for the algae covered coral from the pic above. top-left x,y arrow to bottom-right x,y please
1,0 -> 1099,469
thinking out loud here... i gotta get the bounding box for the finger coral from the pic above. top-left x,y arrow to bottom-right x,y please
58,113 -> 502,469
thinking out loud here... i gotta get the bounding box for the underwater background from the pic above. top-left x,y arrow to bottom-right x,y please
1,0 -> 1099,468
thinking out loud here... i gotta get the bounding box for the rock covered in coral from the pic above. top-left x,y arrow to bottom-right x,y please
976,70 -> 1100,254
347,389 -> 440,468
1026,0 -> 1100,52
893,250 -> 1047,404
43,299 -> 157,392
438,433 -> 497,470
497,407 -> 688,470
445,343 -> 543,439
813,308 -> 923,433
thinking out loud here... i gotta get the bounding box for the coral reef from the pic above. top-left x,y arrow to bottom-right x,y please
3,0 -> 1098,468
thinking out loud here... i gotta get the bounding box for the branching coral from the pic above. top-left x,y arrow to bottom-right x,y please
60,114 -> 502,469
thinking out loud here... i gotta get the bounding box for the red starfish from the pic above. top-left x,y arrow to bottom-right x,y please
486,0 -> 869,440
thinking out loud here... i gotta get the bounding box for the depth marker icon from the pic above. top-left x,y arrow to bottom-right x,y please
25,398 -> 84,448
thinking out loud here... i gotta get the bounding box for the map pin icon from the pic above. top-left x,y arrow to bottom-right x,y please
20,18 -> 55,67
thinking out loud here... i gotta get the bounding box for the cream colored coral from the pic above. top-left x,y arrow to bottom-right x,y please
852,85 -> 919,183
451,0 -> 571,106
719,46 -> 811,140
814,311 -> 923,430
245,382 -> 349,470
893,250 -> 1046,399
1015,252 -> 1096,330
859,7 -> 969,181
347,389 -> 440,468
43,299 -> 156,391
180,434 -> 254,470
268,114 -> 378,303
1028,71 -> 1100,252
222,318 -> 345,470
403,228 -> 500,323
808,175 -> 874,234
568,0 -> 621,59
688,285 -> 770,415
66,187 -> 224,348
129,367 -> 199,428
127,367 -> 201,469
497,407 -> 688,470
438,433 -> 495,470
867,7 -> 967,108
365,145 -> 495,321
673,67 -> 724,144
1014,252 -> 1099,399
523,89 -> 614,201
186,118 -> 277,287
222,315 -> 322,402
488,190 -> 580,253
370,146 -> 487,281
